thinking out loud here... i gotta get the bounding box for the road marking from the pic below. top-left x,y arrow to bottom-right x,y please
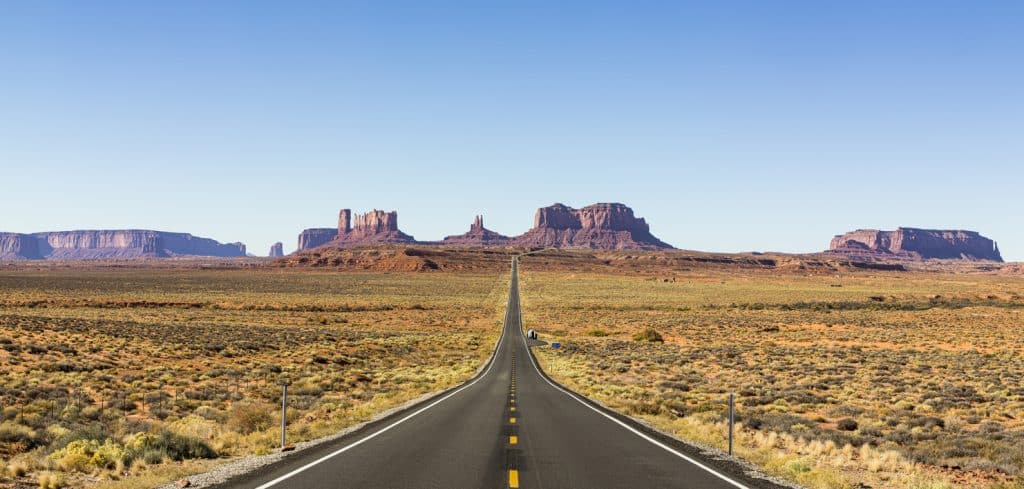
509,469 -> 520,488
510,406 -> 516,412
509,435 -> 518,445
248,282 -> 513,489
510,417 -> 517,424
515,269 -> 751,489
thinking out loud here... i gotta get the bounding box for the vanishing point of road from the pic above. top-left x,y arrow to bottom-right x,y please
215,258 -> 785,489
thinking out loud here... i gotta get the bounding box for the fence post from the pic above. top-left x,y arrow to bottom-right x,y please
280,383 -> 288,449
728,392 -> 735,456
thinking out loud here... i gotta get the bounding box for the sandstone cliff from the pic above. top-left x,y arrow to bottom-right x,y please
296,209 -> 416,250
442,215 -> 512,246
512,203 -> 672,250
0,233 -> 42,260
829,228 -> 1002,262
0,230 -> 246,260
297,228 -> 337,251
268,242 -> 284,257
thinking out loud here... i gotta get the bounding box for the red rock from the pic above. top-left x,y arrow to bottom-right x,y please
298,209 -> 416,251
828,228 -> 1002,262
442,215 -> 512,246
335,209 -> 416,245
0,231 -> 246,260
297,228 -> 337,251
268,242 -> 284,257
513,203 -> 672,250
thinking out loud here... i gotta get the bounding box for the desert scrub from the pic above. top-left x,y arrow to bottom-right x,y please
632,327 -> 664,342
521,265 -> 1024,489
51,439 -> 125,472
0,267 -> 508,487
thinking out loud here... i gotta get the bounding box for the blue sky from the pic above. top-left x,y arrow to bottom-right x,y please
1,2 -> 1021,259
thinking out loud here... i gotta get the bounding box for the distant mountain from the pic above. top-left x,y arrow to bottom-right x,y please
512,203 -> 672,250
268,242 -> 284,257
0,230 -> 246,260
828,228 -> 1002,262
442,216 -> 512,246
295,203 -> 672,252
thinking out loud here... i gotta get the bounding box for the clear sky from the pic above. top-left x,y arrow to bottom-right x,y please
1,2 -> 1021,259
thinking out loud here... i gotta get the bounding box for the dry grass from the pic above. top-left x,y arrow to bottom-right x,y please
520,262 -> 1024,489
0,267 -> 506,487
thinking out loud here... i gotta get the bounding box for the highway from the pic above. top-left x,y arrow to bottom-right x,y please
215,258 -> 782,489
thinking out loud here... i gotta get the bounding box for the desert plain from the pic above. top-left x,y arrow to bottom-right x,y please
1,247 -> 1022,489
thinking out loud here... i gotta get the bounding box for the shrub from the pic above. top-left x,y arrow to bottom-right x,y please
124,431 -> 216,463
587,329 -> 609,337
194,406 -> 227,423
632,328 -> 664,343
50,438 -> 124,472
48,424 -> 114,453
837,418 -> 859,431
6,459 -> 29,477
228,403 -> 273,435
37,471 -> 66,489
0,422 -> 39,447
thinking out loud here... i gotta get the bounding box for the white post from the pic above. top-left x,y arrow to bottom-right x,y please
728,392 -> 735,456
281,383 -> 288,449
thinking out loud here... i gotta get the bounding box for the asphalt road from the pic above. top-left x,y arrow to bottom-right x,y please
216,258 -> 780,489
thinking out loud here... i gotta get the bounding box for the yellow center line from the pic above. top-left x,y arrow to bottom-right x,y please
510,406 -> 516,412
510,417 -> 516,424
509,469 -> 519,488
509,435 -> 518,445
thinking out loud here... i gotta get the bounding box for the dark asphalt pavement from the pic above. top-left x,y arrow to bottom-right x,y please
214,258 -> 780,489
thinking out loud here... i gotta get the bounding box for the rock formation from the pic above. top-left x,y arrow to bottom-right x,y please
512,203 -> 672,250
0,230 -> 246,260
296,204 -> 671,251
297,228 -> 337,251
268,242 -> 284,257
442,215 -> 512,246
296,209 -> 415,250
0,233 -> 42,260
829,228 -> 1002,262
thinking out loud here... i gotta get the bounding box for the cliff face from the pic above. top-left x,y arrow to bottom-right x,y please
297,228 -> 337,251
297,209 -> 416,251
0,233 -> 42,260
334,209 -> 416,245
0,230 -> 246,260
513,203 -> 672,250
442,215 -> 512,246
268,242 -> 284,257
295,203 -> 671,251
829,228 -> 1002,261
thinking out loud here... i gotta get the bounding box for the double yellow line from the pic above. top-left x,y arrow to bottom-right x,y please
509,354 -> 519,488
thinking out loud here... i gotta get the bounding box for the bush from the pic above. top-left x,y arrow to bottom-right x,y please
0,422 -> 39,447
586,329 -> 609,337
6,459 -> 29,477
228,403 -> 273,435
50,439 -> 124,472
48,424 -> 114,453
632,328 -> 664,343
124,431 -> 216,463
37,471 -> 66,489
837,418 -> 859,431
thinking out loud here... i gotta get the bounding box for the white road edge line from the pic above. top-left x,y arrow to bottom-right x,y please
515,259 -> 751,489
251,271 -> 514,489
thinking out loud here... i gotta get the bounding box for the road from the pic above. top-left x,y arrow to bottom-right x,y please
216,257 -> 778,489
